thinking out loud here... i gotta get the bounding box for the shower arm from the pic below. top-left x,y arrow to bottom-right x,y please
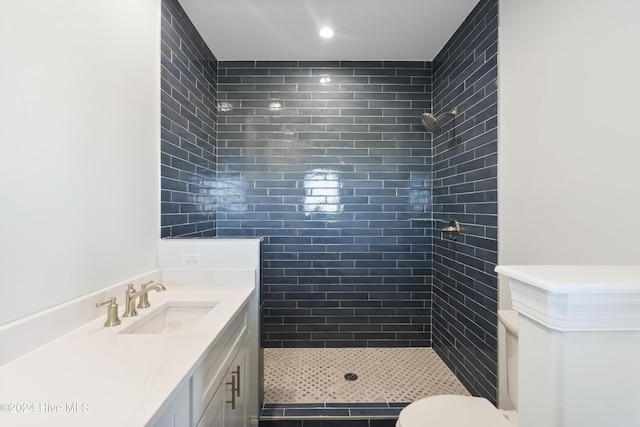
436,109 -> 457,120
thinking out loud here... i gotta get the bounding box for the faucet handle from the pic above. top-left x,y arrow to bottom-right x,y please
137,281 -> 154,309
123,284 -> 138,317
96,297 -> 121,327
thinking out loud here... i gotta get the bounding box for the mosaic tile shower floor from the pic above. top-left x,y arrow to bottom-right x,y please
261,347 -> 470,421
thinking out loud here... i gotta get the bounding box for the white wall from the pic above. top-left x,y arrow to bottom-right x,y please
0,0 -> 161,325
498,0 -> 640,270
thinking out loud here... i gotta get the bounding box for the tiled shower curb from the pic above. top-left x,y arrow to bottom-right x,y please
259,402 -> 407,427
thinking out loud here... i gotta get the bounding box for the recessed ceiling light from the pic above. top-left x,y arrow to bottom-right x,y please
319,27 -> 334,39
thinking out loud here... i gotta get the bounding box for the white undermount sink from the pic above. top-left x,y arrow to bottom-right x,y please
118,301 -> 218,335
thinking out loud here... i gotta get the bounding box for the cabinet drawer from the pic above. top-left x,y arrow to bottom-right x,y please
192,310 -> 247,424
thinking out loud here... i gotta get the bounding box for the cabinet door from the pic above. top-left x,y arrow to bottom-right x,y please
153,383 -> 190,427
196,337 -> 249,427
192,312 -> 248,423
226,344 -> 247,427
196,379 -> 228,427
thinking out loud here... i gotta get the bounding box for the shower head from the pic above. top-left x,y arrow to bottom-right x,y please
421,113 -> 442,133
421,108 -> 458,133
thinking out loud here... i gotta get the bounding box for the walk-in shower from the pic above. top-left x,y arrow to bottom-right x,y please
261,347 -> 470,420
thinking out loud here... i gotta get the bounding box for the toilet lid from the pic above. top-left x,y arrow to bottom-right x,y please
397,395 -> 512,427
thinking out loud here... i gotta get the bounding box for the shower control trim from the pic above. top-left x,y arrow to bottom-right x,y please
440,219 -> 460,241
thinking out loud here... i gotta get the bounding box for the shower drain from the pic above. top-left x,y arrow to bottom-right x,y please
344,373 -> 358,381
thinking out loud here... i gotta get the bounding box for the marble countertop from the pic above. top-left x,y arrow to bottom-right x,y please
0,286 -> 254,426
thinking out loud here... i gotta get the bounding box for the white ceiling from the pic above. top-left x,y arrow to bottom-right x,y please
177,0 -> 481,61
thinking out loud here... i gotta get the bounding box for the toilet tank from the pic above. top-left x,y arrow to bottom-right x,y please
498,310 -> 519,409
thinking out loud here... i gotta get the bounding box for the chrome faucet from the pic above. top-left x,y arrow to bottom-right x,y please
123,282 -> 167,317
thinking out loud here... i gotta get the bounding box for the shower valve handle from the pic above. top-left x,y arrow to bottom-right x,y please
440,220 -> 460,241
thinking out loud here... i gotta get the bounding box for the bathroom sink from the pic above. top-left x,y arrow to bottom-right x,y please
119,301 -> 218,335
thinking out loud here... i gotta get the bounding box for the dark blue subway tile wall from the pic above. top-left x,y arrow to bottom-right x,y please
160,0 -> 218,238
431,0 -> 499,403
217,61 -> 433,348
161,0 -> 501,398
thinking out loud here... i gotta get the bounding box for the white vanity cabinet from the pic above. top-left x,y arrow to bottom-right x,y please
0,252 -> 261,426
151,304 -> 251,427
224,343 -> 249,427
196,377 -> 226,426
196,341 -> 248,427
153,383 -> 190,427
191,307 -> 250,427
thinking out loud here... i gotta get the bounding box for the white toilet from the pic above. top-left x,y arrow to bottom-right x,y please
396,309 -> 519,427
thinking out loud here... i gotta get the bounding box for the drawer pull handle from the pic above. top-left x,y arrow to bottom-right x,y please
231,365 -> 241,397
226,376 -> 237,410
